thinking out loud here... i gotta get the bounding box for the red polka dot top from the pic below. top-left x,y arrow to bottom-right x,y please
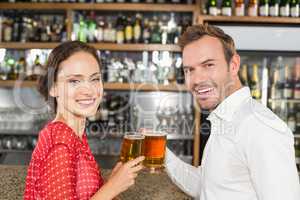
24,121 -> 104,200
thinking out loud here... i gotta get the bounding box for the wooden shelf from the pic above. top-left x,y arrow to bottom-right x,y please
0,80 -> 37,88
0,42 -> 181,52
0,42 -> 60,50
0,3 -> 196,12
104,82 -> 187,91
0,81 -> 187,92
198,15 -> 300,25
295,134 -> 300,139
268,99 -> 300,103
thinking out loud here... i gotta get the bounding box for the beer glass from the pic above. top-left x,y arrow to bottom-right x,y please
142,131 -> 167,172
120,132 -> 144,163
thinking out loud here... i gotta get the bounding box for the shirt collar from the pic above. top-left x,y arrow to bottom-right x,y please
208,87 -> 251,122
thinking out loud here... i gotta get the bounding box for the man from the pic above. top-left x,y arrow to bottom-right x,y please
165,24 -> 300,200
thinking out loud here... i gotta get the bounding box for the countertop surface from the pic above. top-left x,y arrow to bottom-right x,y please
0,165 -> 192,200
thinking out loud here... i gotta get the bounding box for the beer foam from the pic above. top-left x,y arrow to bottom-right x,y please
124,134 -> 145,140
142,132 -> 167,137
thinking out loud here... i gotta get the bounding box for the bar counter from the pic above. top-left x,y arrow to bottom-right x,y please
0,165 -> 192,200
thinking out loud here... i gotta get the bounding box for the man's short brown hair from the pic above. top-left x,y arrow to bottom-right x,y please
179,24 -> 236,65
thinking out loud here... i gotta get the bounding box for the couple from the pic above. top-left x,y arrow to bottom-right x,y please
24,24 -> 300,199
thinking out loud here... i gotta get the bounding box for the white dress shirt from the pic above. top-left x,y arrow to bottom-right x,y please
165,87 -> 300,200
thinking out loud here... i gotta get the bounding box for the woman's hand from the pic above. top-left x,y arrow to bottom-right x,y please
107,156 -> 145,195
91,156 -> 144,200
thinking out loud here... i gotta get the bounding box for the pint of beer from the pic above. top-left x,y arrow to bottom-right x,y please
142,131 -> 167,170
120,132 -> 144,163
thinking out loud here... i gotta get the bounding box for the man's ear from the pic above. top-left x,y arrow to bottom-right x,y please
230,53 -> 240,76
49,84 -> 57,98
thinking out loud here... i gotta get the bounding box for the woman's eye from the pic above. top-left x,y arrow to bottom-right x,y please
68,79 -> 80,84
91,78 -> 101,82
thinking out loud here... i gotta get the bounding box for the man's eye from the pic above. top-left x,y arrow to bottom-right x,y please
206,63 -> 214,68
184,68 -> 192,73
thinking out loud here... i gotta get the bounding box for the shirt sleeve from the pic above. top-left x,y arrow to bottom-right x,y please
39,144 -> 77,200
165,148 -> 202,198
246,126 -> 300,200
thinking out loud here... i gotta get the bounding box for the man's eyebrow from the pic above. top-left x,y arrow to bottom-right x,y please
90,72 -> 101,77
182,59 -> 216,69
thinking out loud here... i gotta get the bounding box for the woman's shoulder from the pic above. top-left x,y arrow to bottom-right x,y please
34,121 -> 77,158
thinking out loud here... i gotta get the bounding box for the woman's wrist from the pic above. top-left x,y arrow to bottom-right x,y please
91,180 -> 118,200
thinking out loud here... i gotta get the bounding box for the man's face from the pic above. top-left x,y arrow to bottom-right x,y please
182,36 -> 237,111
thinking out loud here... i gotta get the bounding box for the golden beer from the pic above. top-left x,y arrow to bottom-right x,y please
142,131 -> 167,170
120,133 -> 144,163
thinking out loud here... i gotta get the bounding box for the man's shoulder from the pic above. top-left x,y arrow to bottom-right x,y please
235,99 -> 291,136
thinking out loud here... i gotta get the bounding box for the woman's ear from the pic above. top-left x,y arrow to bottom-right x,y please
49,84 -> 58,98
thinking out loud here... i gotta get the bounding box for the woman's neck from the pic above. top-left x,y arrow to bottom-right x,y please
54,112 -> 86,139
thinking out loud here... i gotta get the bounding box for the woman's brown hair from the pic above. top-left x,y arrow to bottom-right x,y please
38,41 -> 102,113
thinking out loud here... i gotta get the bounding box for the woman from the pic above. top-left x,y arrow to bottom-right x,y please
24,41 -> 144,200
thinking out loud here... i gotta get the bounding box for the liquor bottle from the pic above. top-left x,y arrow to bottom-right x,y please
3,17 -> 13,42
221,0 -> 232,16
95,16 -> 105,42
125,17 -> 133,43
133,13 -> 142,43
280,0 -> 290,16
290,0 -> 300,17
287,103 -> 297,132
235,0 -> 245,16
15,56 -> 26,79
207,0 -> 218,16
248,0 -> 258,16
239,64 -> 248,86
78,15 -> 87,43
167,13 -> 177,44
283,65 -> 293,99
250,64 -> 261,99
142,18 -> 151,44
269,0 -> 280,16
259,0 -> 269,16
86,12 -> 97,43
32,55 -> 45,80
116,15 -> 125,44
296,104 -> 300,132
150,16 -> 161,44
12,14 -> 21,42
294,57 -> 300,99
270,68 -> 281,99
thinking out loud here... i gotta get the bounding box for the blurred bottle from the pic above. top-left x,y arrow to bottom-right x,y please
279,0 -> 290,16
221,0 -> 232,16
207,0 -> 219,16
248,0 -> 258,16
287,103 -> 296,132
294,58 -> 300,99
290,0 -> 300,17
269,0 -> 280,16
150,16 -> 161,44
142,18 -> 151,44
133,13 -> 142,43
116,15 -> 125,44
239,64 -> 249,86
249,64 -> 261,99
125,16 -> 133,43
87,11 -> 97,43
235,0 -> 245,16
270,67 -> 281,99
259,0 -> 269,16
283,65 -> 293,99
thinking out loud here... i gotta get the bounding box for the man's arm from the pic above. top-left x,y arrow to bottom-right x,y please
165,148 -> 202,198
246,126 -> 300,200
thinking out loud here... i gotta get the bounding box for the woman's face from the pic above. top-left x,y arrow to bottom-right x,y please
51,51 -> 103,119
